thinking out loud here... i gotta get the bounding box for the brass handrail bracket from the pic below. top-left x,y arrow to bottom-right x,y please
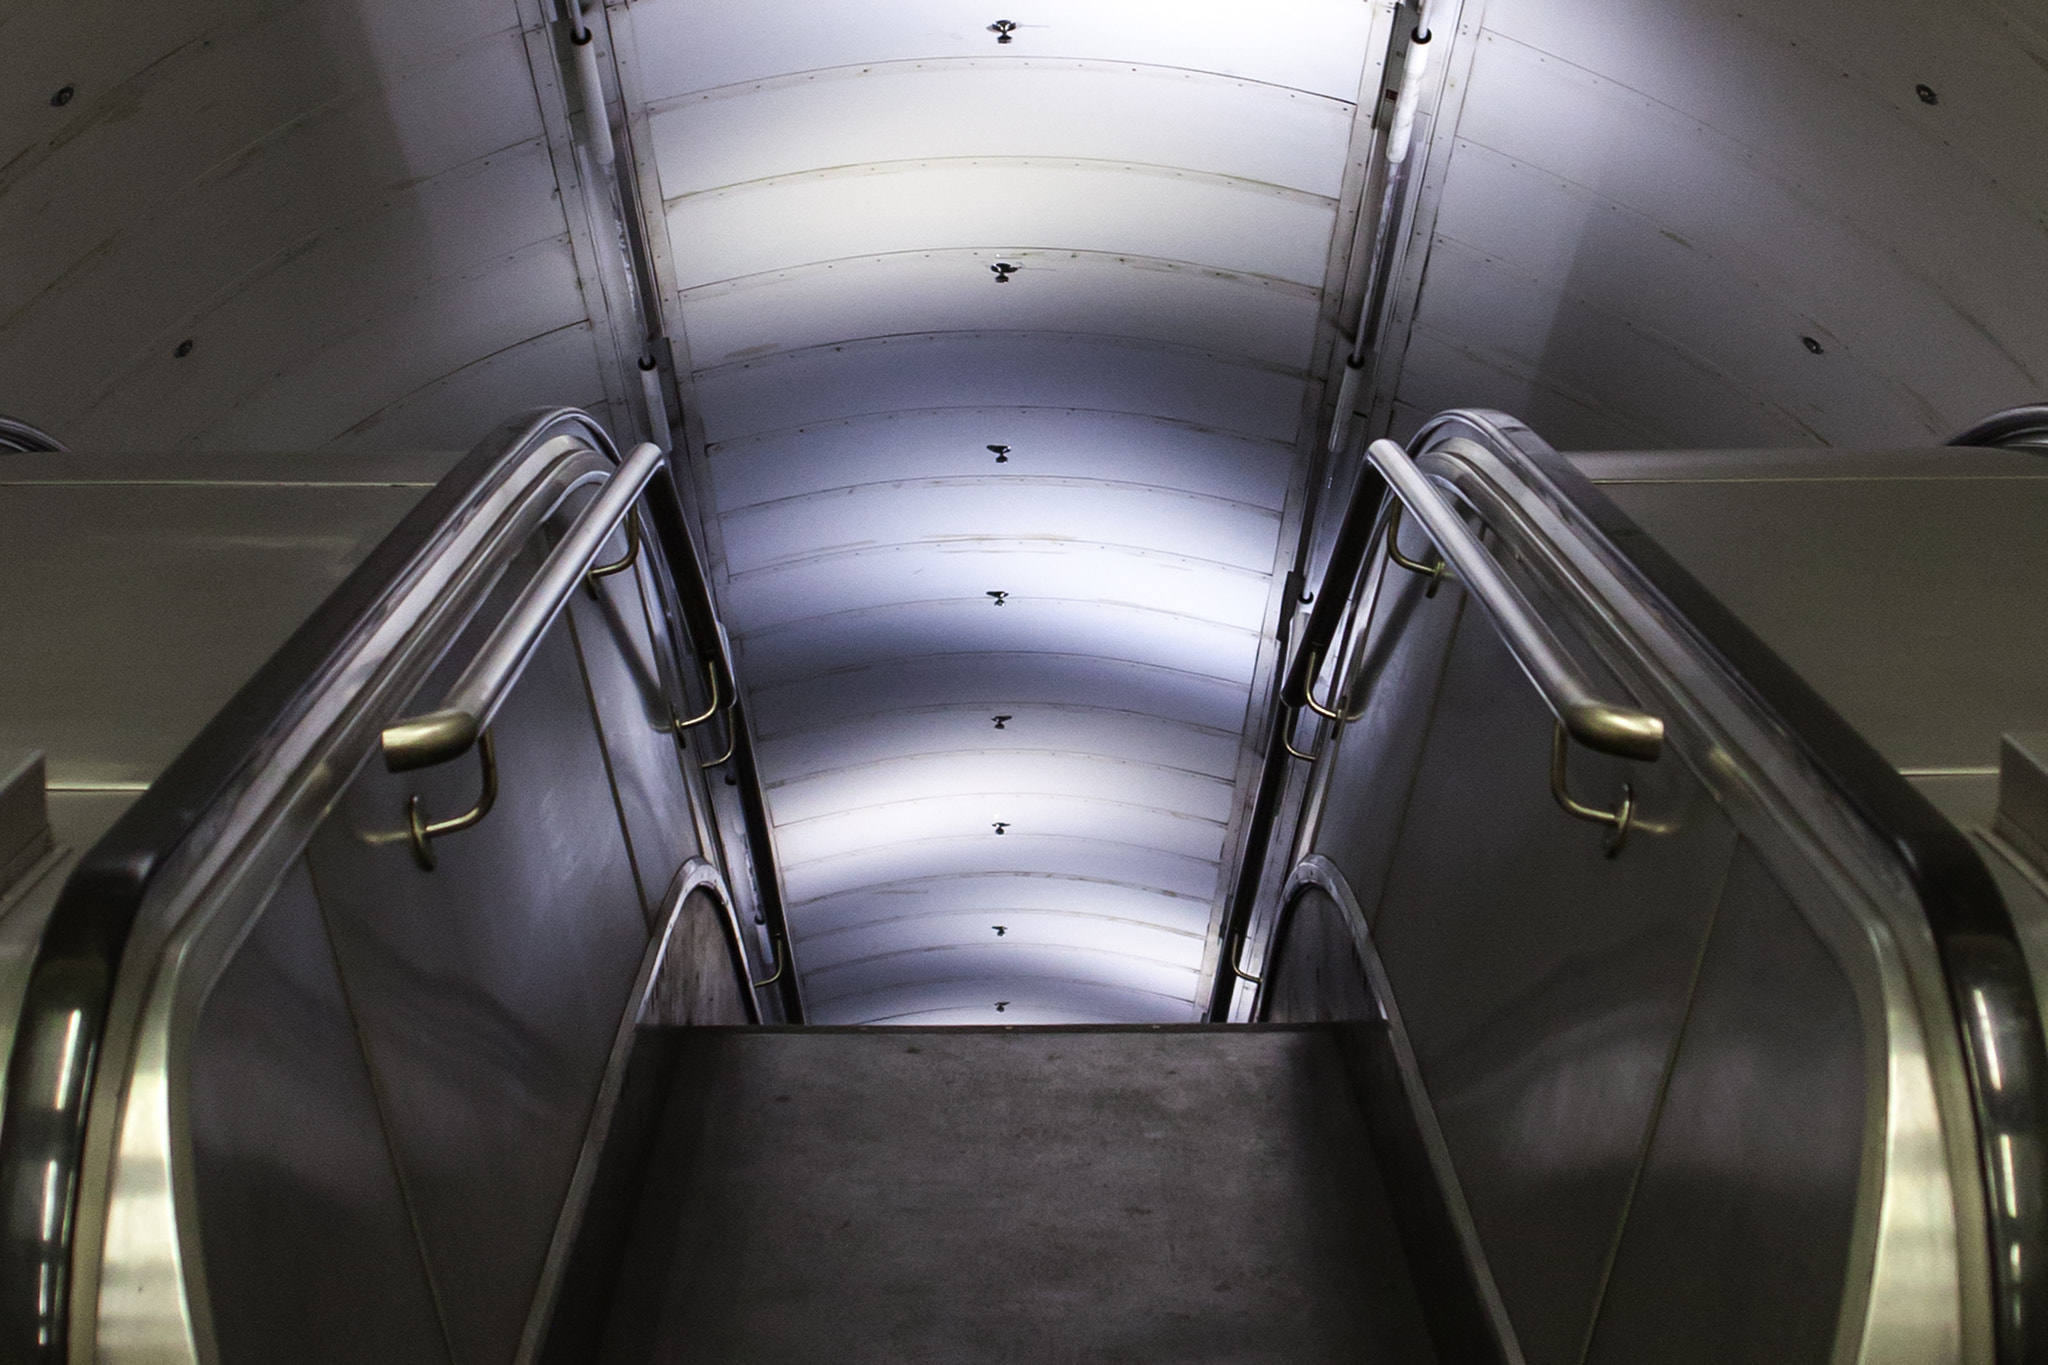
751,934 -> 785,990
1550,722 -> 1634,858
667,658 -> 722,733
587,512 -> 640,582
1385,505 -> 1447,595
407,731 -> 499,871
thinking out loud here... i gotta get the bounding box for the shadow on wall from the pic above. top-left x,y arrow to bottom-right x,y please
0,0 -> 612,452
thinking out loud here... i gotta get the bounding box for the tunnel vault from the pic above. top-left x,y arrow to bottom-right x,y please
586,3 -> 1400,1023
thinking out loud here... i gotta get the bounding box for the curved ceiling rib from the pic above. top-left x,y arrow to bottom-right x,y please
627,0 -> 1384,1023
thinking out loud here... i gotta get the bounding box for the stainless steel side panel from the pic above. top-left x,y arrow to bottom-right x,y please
1366,599 -> 1739,1365
1302,553 -> 1467,929
188,859 -> 447,1365
565,528 -> 705,922
304,608 -> 649,1365
1585,840 -> 1867,1364
1262,884 -> 1376,1024
0,482 -> 431,789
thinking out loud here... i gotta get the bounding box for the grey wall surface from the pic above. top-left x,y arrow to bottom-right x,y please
1,0 -> 620,451
1289,563 -> 1871,1364
1372,0 -> 2048,449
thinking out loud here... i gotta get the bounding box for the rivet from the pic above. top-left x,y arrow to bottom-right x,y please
1915,83 -> 1938,105
1801,335 -> 1825,355
50,85 -> 75,107
173,339 -> 195,358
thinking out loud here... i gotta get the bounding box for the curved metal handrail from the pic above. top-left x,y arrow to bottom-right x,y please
1948,403 -> 2048,450
0,406 -> 640,1361
1431,405 -> 2048,1365
0,414 -> 65,453
381,441 -> 666,772
1365,437 -> 1665,764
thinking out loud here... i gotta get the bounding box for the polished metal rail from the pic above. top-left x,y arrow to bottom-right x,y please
1365,437 -> 1665,764
381,440 -> 666,773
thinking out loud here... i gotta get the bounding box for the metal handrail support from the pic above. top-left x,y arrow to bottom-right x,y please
1365,438 -> 1665,764
1281,466 -> 1388,713
381,441 -> 667,772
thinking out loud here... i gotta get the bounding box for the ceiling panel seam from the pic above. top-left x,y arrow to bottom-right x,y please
643,55 -> 1364,111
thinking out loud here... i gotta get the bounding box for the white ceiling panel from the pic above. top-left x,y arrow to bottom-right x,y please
1380,4 -> 2048,450
633,0 -> 1378,1023
650,60 -> 1354,198
667,159 -> 1335,289
801,942 -> 1200,1011
626,0 -> 1374,102
707,410 -> 1294,512
767,750 -> 1233,827
754,706 -> 1241,785
782,831 -> 1221,906
798,909 -> 1205,977
751,652 -> 1252,753
734,599 -> 1260,691
679,248 -> 1320,371
791,874 -> 1212,940
718,479 -> 1280,576
723,543 -> 1270,639
691,333 -> 1308,444
808,980 -> 1203,1028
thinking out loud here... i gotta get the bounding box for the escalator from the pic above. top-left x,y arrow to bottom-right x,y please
1,405 -> 2045,1363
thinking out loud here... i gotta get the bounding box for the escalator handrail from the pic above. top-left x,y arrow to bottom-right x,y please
0,414 -> 65,453
0,407 -> 721,1361
381,441 -> 666,772
1948,403 -> 2048,450
1364,437 -> 1665,762
1415,406 -> 2048,1365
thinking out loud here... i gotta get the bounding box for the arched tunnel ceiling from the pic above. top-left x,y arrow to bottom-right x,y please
7,0 -> 2046,1024
625,1 -> 1384,1024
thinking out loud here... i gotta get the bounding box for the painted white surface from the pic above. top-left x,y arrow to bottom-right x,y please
1374,0 -> 2048,449
633,1 -> 1372,1018
2,0 -> 618,450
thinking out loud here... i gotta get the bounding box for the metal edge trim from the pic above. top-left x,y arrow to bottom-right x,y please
0,407 -> 622,1363
1436,410 -> 2046,1365
1280,853 -> 1527,1365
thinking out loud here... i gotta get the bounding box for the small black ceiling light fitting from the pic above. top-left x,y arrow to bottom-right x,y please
988,19 -> 1017,43
993,925 -> 1008,936
1801,335 -> 1826,354
987,443 -> 1011,462
173,339 -> 195,358
1916,83 -> 1939,105
986,590 -> 1009,605
995,1000 -> 1010,1011
992,821 -> 1010,835
50,85 -> 75,107
990,261 -> 1020,283
991,714 -> 1012,729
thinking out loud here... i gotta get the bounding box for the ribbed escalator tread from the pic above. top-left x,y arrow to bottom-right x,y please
592,1023 -> 1435,1364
